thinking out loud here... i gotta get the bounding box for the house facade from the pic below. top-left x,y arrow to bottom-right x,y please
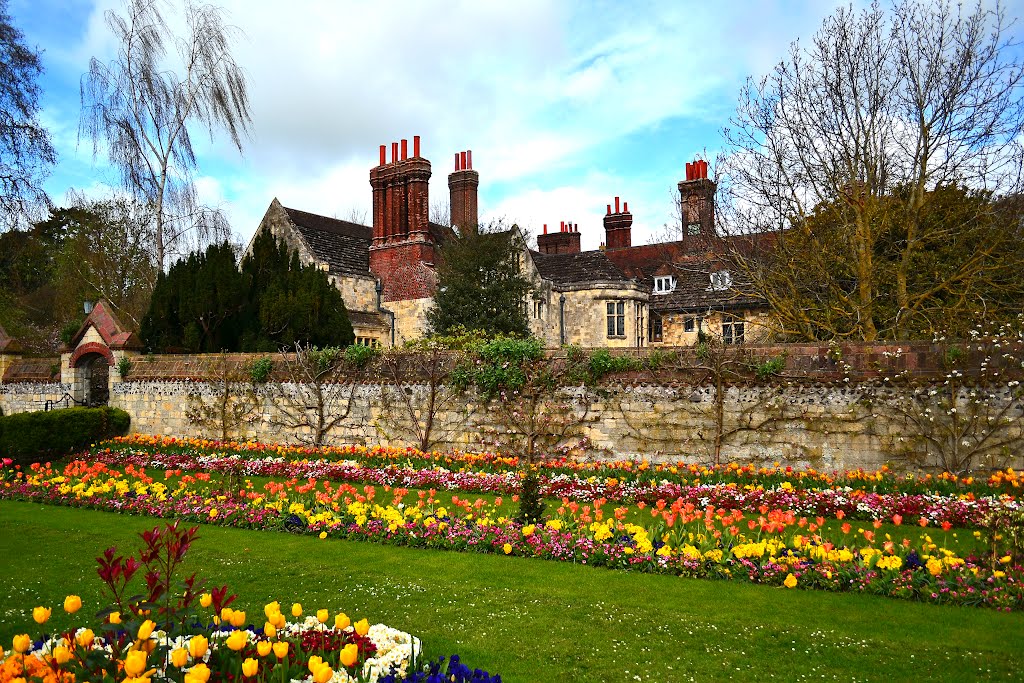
244,139 -> 770,348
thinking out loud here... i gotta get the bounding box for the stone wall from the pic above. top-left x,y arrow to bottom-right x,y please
4,344 -> 1022,473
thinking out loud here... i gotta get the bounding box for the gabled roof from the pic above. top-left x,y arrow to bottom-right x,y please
283,207 -> 372,277
0,323 -> 23,353
281,206 -> 456,277
530,250 -> 630,286
68,300 -> 142,350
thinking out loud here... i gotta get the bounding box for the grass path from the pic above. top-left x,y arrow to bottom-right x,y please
1,501 -> 1021,682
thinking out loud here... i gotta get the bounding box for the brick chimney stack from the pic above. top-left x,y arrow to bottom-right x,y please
603,196 -> 632,250
678,159 -> 716,237
448,150 -> 479,234
537,220 -> 581,255
369,136 -> 437,302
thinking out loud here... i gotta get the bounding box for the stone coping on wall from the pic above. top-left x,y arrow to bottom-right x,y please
1,358 -> 60,383
110,340 -> 1024,385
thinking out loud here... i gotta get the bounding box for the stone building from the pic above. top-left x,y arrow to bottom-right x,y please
245,139 -> 769,348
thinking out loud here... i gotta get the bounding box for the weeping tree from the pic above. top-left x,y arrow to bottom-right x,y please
720,0 -> 1024,341
80,0 -> 252,271
0,0 -> 55,228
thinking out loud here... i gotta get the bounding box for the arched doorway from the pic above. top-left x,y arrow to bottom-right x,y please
70,344 -> 114,407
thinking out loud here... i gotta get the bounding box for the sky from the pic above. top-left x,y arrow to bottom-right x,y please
10,0 -> 1024,252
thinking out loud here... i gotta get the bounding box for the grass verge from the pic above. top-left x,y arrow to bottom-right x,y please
0,501 -> 1021,682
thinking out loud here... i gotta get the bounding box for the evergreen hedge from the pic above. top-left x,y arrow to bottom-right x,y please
0,407 -> 130,465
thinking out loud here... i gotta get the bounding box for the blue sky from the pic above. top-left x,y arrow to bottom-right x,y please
11,0 -> 1024,251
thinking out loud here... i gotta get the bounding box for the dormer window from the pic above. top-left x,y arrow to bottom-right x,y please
654,275 -> 676,294
709,270 -> 731,291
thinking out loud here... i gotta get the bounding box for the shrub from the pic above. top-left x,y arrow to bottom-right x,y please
755,355 -> 786,380
0,406 -> 130,465
344,343 -> 379,368
116,356 -> 133,378
248,356 -> 273,383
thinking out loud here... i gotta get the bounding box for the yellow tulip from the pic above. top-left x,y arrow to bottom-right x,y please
200,593 -> 213,608
137,619 -> 156,640
334,613 -> 350,630
272,641 -> 289,659
354,618 -> 369,636
319,531 -> 328,539
185,662 -> 211,683
307,655 -> 324,672
171,647 -> 189,668
33,606 -> 51,624
316,608 -> 329,624
109,611 -> 121,624
76,629 -> 95,649
313,664 -> 334,683
1000,555 -> 1013,564
256,641 -> 273,657
124,650 -> 148,677
188,635 -> 209,659
264,622 -> 276,638
230,610 -> 247,628
242,657 -> 258,677
340,643 -> 359,667
12,634 -> 31,654
63,595 -> 82,614
784,573 -> 798,589
220,607 -> 234,622
53,645 -> 72,665
263,601 -> 280,619
274,612 -> 286,628
291,603 -> 302,617
226,630 -> 248,651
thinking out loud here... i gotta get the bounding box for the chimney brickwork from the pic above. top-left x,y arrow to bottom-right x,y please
369,136 -> 437,301
449,150 -> 479,233
603,196 -> 633,250
678,159 -> 716,237
537,221 -> 581,255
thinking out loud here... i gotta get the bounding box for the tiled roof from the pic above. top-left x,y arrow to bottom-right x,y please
648,260 -> 765,313
347,310 -> 388,329
530,250 -> 630,285
0,323 -> 23,353
68,301 -> 142,350
283,207 -> 372,276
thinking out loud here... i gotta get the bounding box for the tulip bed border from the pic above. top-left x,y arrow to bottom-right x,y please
88,439 -> 1020,529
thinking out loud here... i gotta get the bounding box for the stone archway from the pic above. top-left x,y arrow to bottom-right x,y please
70,345 -> 114,407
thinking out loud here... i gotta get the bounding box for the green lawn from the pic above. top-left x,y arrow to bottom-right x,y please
1,501 -> 1020,682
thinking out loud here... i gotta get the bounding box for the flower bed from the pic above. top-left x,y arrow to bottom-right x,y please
1,521 -> 500,682
83,440 -> 1021,527
2,456 -> 1022,611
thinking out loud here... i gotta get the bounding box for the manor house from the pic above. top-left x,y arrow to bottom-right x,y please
245,137 -> 768,348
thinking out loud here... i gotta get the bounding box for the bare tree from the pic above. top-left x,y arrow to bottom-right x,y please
81,0 -> 252,271
266,344 -> 364,448
720,0 -> 1024,341
0,0 -> 55,228
185,353 -> 260,442
374,345 -> 471,452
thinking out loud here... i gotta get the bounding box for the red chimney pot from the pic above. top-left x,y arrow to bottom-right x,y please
379,144 -> 386,166
413,135 -> 420,158
615,196 -> 620,213
467,150 -> 472,170
401,139 -> 408,161
543,223 -> 548,234
391,142 -> 398,164
460,151 -> 467,170
623,201 -> 628,212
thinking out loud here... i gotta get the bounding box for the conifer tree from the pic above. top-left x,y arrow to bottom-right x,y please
428,224 -> 532,337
